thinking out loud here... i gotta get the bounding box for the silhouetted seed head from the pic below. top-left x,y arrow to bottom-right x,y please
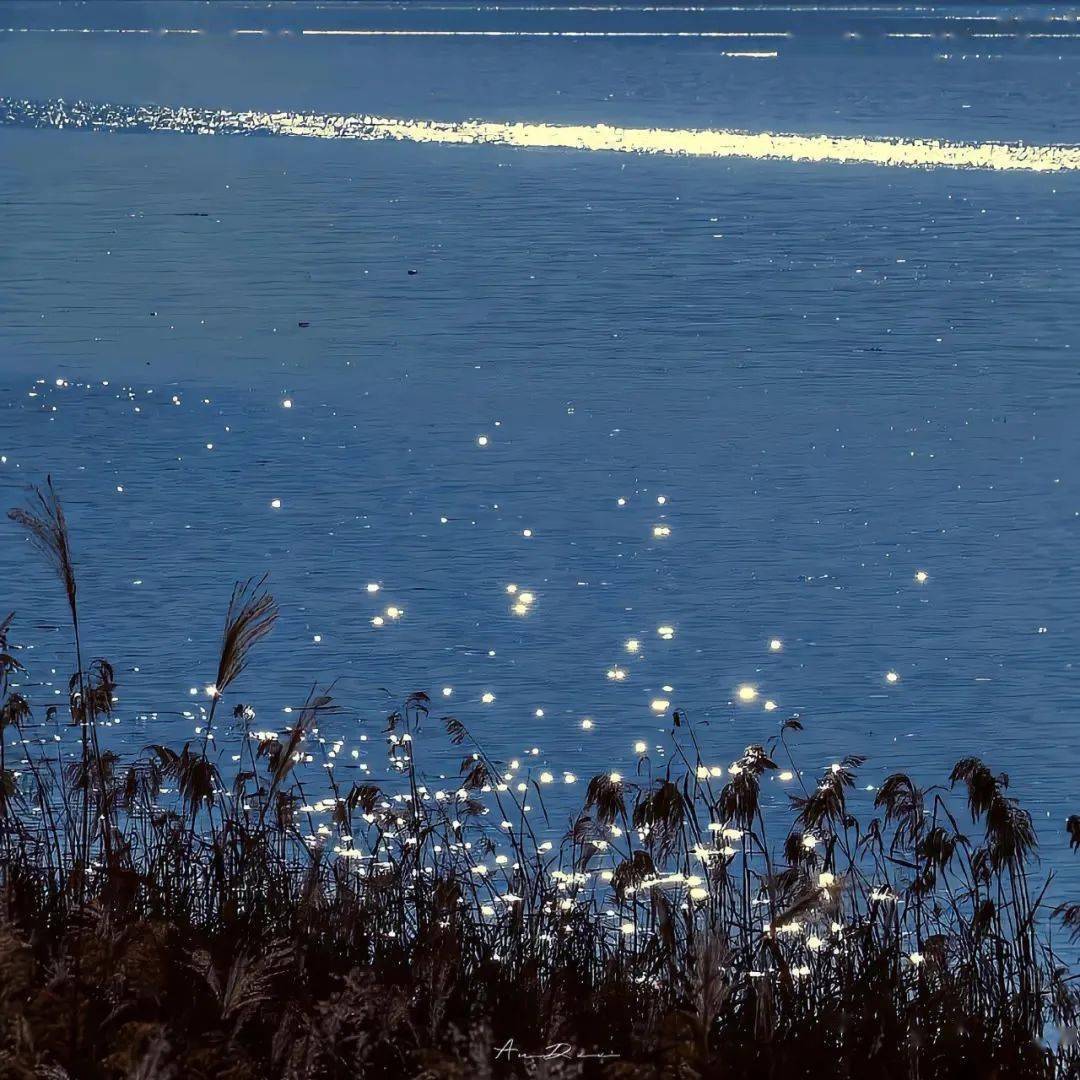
874,773 -> 921,835
585,773 -> 626,825
632,780 -> 688,857
717,746 -> 776,829
950,757 -> 1002,819
611,850 -> 656,898
444,716 -> 468,746
346,783 -> 382,816
0,692 -> 31,732
951,757 -> 1036,869
0,614 -> 24,695
792,756 -> 864,832
148,742 -> 221,813
917,825 -> 964,873
68,659 -> 116,725
1066,815 -> 1080,852
8,478 -> 78,622
460,756 -> 492,791
214,576 -> 279,696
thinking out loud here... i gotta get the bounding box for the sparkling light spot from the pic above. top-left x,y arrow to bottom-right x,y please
282,398 -> 293,409
634,740 -> 648,754
650,698 -> 670,713
581,718 -> 594,730
763,699 -> 777,711
625,638 -> 641,653
442,687 -> 453,696
481,692 -> 495,704
477,435 -> 489,447
915,569 -> 929,583
657,625 -> 675,640
885,670 -> 900,684
652,524 -> 671,538
737,684 -> 758,703
769,638 -> 783,651
270,498 -> 281,509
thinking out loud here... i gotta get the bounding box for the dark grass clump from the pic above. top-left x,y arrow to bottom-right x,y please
1,480 -> 1078,1079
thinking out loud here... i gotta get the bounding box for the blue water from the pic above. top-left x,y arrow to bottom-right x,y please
1,2 -> 1078,898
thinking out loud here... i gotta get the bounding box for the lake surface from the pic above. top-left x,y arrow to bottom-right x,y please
1,2 -> 1078,892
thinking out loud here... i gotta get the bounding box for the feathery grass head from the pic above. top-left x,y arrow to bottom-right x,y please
632,779 -> 689,857
611,849 -> 657,898
717,745 -> 776,829
214,576 -> 278,697
8,477 -> 78,621
585,772 -> 626,825
951,756 -> 1036,869
148,742 -> 221,814
0,693 -> 31,732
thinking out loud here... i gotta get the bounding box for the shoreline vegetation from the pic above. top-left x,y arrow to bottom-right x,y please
1,480 -> 1077,1078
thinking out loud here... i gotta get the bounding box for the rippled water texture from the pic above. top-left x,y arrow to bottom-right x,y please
0,2 -> 1078,889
